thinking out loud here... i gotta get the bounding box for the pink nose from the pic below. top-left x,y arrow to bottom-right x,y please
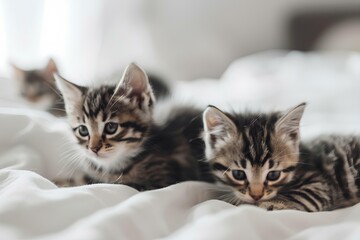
250,193 -> 263,201
90,144 -> 102,153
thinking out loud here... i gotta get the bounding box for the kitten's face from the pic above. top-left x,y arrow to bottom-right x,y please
13,59 -> 58,107
56,63 -> 155,170
203,104 -> 305,204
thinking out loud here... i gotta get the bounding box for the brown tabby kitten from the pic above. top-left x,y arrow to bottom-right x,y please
13,59 -> 65,116
203,103 -> 360,211
55,63 -> 212,190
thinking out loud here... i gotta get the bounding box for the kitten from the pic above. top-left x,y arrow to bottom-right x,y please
12,60 -> 169,117
12,59 -> 65,116
203,103 -> 360,211
55,63 -> 212,190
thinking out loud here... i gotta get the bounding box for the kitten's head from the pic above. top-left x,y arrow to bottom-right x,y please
55,63 -> 155,170
13,59 -> 58,105
203,103 -> 306,204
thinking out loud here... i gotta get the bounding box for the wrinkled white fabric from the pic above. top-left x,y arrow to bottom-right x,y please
1,52 -> 360,240
1,169 -> 360,240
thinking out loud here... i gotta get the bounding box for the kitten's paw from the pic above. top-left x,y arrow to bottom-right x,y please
53,179 -> 75,187
53,177 -> 88,187
257,201 -> 288,211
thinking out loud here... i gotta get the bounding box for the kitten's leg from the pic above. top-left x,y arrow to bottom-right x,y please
53,178 -> 85,187
257,198 -> 305,211
258,182 -> 332,212
53,173 -> 98,187
113,157 -> 186,191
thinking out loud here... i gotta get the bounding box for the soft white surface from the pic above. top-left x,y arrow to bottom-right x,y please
1,170 -> 360,240
1,52 -> 360,240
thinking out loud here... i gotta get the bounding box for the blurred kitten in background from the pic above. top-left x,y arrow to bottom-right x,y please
12,59 -> 66,117
12,59 -> 169,117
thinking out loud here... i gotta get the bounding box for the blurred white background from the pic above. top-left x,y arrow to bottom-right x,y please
1,0 -> 360,83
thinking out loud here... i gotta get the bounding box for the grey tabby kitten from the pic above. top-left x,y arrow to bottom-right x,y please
13,59 -> 65,116
203,103 -> 360,211
55,63 -> 212,190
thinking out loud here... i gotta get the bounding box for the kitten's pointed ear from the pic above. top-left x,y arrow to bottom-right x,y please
114,63 -> 155,108
44,58 -> 58,82
54,74 -> 86,112
275,102 -> 306,143
11,64 -> 25,80
46,58 -> 58,74
203,106 -> 237,159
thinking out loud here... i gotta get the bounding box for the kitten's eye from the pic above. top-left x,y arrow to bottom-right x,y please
232,170 -> 246,181
78,125 -> 89,137
104,122 -> 118,134
266,171 -> 281,181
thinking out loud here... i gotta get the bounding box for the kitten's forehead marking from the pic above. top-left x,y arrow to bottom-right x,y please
83,86 -> 115,119
260,144 -> 270,163
82,111 -> 111,136
268,159 -> 274,169
240,124 -> 272,166
240,159 -> 247,168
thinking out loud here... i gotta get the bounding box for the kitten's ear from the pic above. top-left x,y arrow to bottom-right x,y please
44,58 -> 58,82
54,74 -> 86,111
114,63 -> 155,108
45,58 -> 58,74
203,106 -> 237,158
275,103 -> 306,143
11,64 -> 25,80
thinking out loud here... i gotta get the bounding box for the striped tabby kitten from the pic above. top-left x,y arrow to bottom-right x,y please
55,63 -> 212,190
13,59 -> 65,116
203,103 -> 360,211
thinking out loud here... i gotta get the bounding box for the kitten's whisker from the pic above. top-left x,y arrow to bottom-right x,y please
278,161 -> 314,167
57,142 -> 85,178
109,172 -> 123,184
278,153 -> 300,157
198,156 -> 210,163
47,108 -> 66,112
59,153 -> 82,176
217,192 -> 234,201
248,114 -> 260,126
108,95 -> 127,110
222,167 -> 230,176
218,192 -> 242,206
43,81 -> 63,98
204,183 -> 231,190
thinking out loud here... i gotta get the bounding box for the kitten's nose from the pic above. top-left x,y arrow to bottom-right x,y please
249,192 -> 263,201
90,141 -> 102,154
90,146 -> 101,153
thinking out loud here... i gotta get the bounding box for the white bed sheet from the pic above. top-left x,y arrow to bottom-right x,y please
1,51 -> 360,240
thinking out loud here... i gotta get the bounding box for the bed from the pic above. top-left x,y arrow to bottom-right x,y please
1,51 -> 360,240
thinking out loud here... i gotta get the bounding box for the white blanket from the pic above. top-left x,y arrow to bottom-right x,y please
1,51 -> 360,240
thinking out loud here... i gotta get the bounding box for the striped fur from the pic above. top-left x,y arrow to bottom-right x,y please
203,103 -> 360,211
55,63 -> 212,190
